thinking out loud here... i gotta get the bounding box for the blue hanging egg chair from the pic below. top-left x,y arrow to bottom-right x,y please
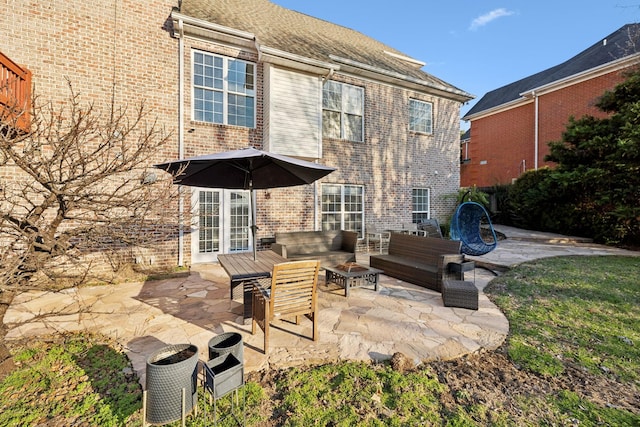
450,201 -> 498,256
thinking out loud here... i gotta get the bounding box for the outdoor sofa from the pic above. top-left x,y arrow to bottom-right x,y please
271,230 -> 357,267
369,233 -> 466,292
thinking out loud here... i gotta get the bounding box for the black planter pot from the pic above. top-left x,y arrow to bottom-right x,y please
208,332 -> 243,363
145,343 -> 198,425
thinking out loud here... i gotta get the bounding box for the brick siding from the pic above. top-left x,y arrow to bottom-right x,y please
4,0 -> 463,271
462,69 -> 629,187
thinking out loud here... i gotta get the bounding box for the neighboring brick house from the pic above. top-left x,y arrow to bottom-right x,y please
461,23 -> 640,188
2,0 -> 471,267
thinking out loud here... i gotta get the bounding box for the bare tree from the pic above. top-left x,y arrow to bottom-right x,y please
0,80 -> 180,293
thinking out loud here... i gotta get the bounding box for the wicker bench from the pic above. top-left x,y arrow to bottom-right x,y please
271,230 -> 357,267
369,233 -> 465,292
442,280 -> 478,310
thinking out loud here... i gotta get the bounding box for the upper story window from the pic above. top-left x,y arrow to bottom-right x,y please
409,99 -> 432,134
192,51 -> 255,128
322,81 -> 364,142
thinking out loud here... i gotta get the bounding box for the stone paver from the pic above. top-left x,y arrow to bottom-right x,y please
4,225 -> 636,386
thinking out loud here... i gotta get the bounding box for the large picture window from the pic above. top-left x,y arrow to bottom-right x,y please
409,99 -> 433,134
321,184 -> 364,237
322,81 -> 364,142
412,188 -> 431,223
193,51 -> 255,128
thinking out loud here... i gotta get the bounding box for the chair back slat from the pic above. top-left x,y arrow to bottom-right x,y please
270,260 -> 320,318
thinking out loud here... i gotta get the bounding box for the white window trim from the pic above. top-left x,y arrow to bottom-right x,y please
322,81 -> 364,142
409,98 -> 433,134
412,187 -> 431,222
191,50 -> 256,128
321,184 -> 365,238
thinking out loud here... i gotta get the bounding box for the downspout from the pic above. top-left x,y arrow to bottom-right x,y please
533,91 -> 539,170
322,67 -> 334,82
177,18 -> 185,266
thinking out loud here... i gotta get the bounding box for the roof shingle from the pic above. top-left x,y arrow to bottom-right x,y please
464,23 -> 640,118
180,0 -> 471,100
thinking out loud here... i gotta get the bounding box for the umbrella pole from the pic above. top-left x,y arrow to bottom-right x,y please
251,189 -> 257,261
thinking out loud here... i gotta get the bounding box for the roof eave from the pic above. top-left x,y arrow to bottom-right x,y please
172,10 -> 474,102
330,55 -> 473,102
463,98 -> 533,122
465,53 -> 640,121
520,52 -> 640,97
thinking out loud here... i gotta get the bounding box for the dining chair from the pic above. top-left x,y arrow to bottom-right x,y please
251,260 -> 321,353
402,222 -> 426,236
365,223 -> 391,253
418,218 -> 443,238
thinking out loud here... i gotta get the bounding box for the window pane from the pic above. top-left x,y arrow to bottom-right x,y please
343,85 -> 363,115
228,60 -> 254,94
409,99 -> 432,133
228,94 -> 255,128
322,81 -> 341,110
321,184 -> 341,212
322,110 -> 341,139
229,191 -> 249,252
198,190 -> 220,253
344,114 -> 363,142
194,87 -> 223,124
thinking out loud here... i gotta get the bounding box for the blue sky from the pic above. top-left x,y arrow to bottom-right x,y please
271,1 -> 639,129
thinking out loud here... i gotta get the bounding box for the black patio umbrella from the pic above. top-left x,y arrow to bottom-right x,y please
155,147 -> 336,260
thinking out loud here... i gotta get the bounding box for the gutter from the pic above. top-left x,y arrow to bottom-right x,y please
330,55 -> 473,102
171,11 -> 255,41
466,52 -> 640,121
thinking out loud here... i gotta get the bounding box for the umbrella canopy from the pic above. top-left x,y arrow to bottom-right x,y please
155,147 -> 336,190
155,147 -> 336,260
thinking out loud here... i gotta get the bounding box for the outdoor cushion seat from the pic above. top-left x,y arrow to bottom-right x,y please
371,254 -> 439,283
442,280 -> 478,310
369,233 -> 464,292
272,230 -> 357,267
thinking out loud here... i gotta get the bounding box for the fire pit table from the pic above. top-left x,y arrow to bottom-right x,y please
324,263 -> 383,297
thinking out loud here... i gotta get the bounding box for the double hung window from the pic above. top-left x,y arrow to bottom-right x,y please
321,184 -> 364,238
412,188 -> 431,223
409,99 -> 433,134
193,51 -> 255,128
322,81 -> 364,142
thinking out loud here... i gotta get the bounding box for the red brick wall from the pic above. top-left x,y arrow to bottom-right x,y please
462,103 -> 534,187
463,69 -> 629,187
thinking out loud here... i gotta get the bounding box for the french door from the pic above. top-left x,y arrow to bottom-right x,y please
191,189 -> 252,263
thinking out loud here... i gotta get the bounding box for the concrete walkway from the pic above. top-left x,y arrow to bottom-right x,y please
4,226 -> 636,386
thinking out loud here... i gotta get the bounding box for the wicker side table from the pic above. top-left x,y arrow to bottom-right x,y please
442,280 -> 478,310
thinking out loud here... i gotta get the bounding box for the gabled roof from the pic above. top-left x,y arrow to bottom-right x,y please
464,23 -> 640,119
178,0 -> 472,102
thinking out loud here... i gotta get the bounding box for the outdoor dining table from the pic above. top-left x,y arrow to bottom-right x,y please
218,250 -> 287,321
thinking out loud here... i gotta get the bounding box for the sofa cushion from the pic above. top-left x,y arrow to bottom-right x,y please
369,254 -> 437,273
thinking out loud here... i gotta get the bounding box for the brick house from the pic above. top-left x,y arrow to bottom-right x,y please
2,0 -> 471,267
461,24 -> 640,188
